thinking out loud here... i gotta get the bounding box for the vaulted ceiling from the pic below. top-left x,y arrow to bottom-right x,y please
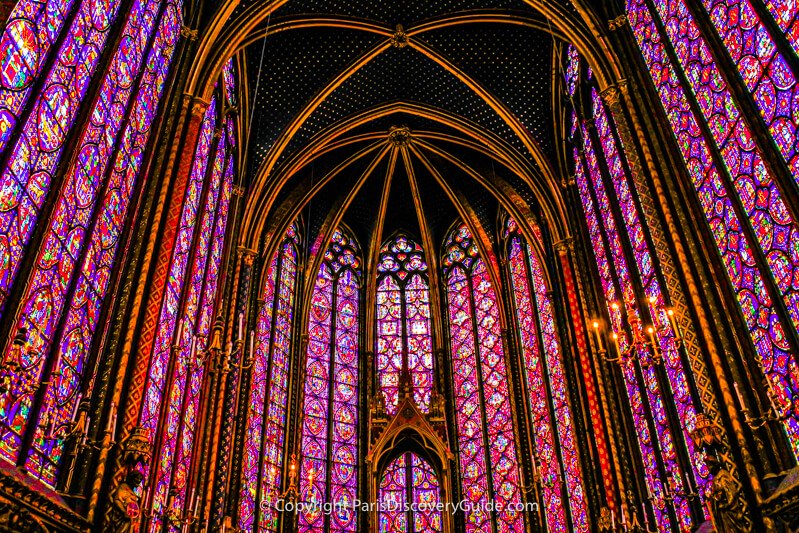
226,1 -> 578,261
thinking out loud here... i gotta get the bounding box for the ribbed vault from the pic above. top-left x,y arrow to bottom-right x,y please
182,1 -> 625,268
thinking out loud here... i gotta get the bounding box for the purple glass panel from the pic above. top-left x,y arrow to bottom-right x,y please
239,226 -> 298,532
444,225 -> 525,533
378,452 -> 442,533
0,0 -> 126,308
299,229 -> 360,533
628,1 -> 799,453
0,0 -> 78,149
138,97 -> 216,470
149,124 -> 227,532
376,236 -> 433,414
578,136 -> 676,530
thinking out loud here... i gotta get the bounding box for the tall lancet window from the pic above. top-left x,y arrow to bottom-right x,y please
376,235 -> 434,414
568,76 -> 710,529
504,219 -> 588,532
378,452 -> 443,533
138,60 -> 238,531
239,224 -> 299,533
0,0 -> 182,485
627,1 -> 799,454
442,224 -> 525,533
299,229 -> 360,533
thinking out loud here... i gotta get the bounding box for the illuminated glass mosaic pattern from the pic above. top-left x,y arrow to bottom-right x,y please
0,0 -> 122,152
147,121 -> 232,533
565,43 -> 579,97
763,0 -> 799,52
223,57 -> 237,106
0,0 -> 79,149
505,221 -> 588,532
696,0 -> 799,181
378,452 -> 443,533
376,235 -> 433,414
443,224 -> 524,533
0,0 -> 130,310
575,142 -> 672,530
593,86 -> 709,508
239,225 -> 299,533
641,1 -> 799,331
299,229 -> 360,533
628,1 -> 799,453
0,0 -> 182,484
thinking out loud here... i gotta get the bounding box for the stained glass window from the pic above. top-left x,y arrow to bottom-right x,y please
505,220 -> 588,532
565,43 -> 579,98
223,57 -> 237,106
239,224 -> 299,533
0,0 -> 122,153
298,229 -> 360,533
0,0 -> 145,310
138,74 -> 236,527
0,0 -> 183,485
376,235 -> 433,415
697,0 -> 799,180
576,100 -> 711,529
443,224 -> 525,533
378,452 -> 443,533
627,1 -> 799,453
763,0 -> 799,51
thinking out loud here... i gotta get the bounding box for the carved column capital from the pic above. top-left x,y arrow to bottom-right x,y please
187,96 -> 211,117
553,237 -> 575,254
599,80 -> 628,107
238,247 -> 257,265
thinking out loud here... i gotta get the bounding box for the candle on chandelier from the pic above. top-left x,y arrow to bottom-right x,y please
238,312 -> 244,340
592,321 -> 604,353
611,332 -> 620,358
249,329 -> 255,358
646,325 -> 657,349
190,336 -> 197,362
666,308 -> 680,338
177,318 -> 185,342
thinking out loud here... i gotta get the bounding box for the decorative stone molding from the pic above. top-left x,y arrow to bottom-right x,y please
608,14 -> 628,31
0,465 -> 90,532
388,125 -> 412,146
391,24 -> 409,48
180,25 -> 199,40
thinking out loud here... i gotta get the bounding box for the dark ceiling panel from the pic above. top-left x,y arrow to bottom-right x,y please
275,45 -> 532,173
244,26 -> 384,177
271,0 -> 534,26
419,22 -> 554,158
